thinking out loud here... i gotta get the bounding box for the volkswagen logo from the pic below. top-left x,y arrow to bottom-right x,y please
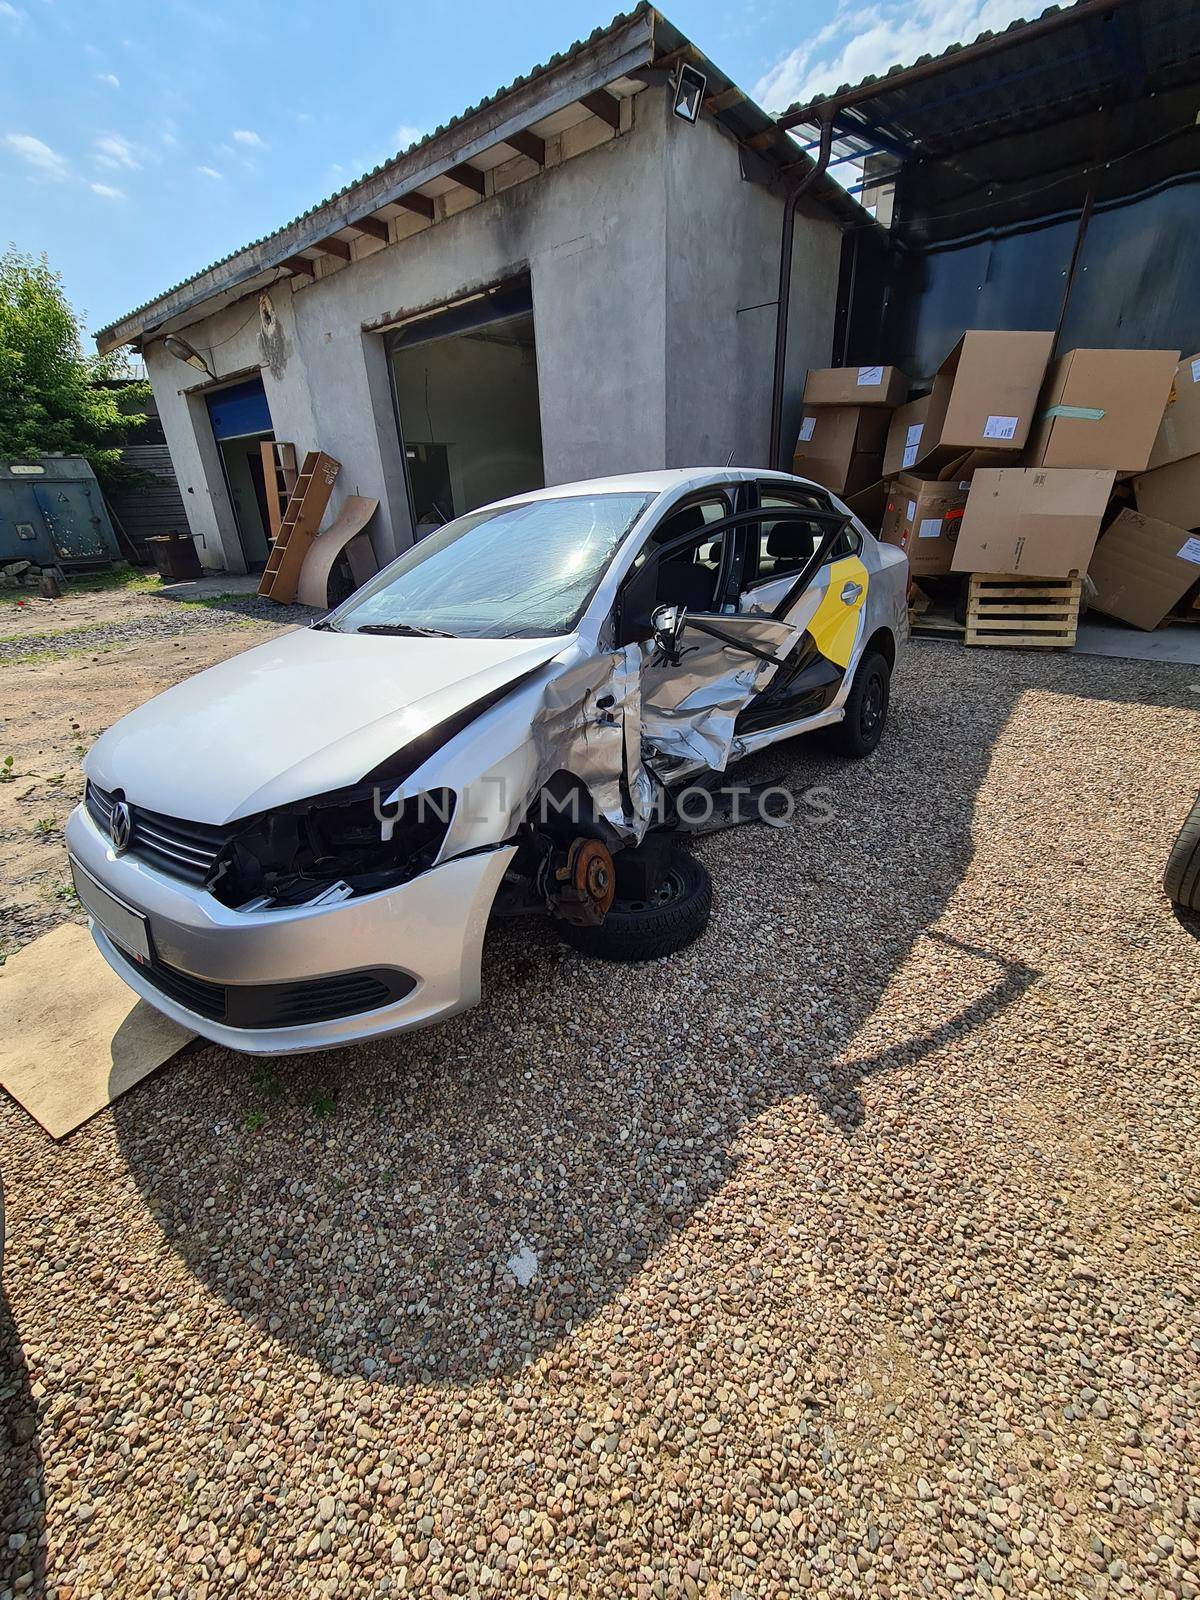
109,800 -> 133,855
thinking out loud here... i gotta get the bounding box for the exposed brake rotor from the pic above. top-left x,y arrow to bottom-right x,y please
549,837 -> 616,926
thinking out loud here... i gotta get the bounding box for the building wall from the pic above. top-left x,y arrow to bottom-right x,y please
661,101 -> 843,471
145,87 -> 845,574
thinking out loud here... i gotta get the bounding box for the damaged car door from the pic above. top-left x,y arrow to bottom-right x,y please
620,490 -> 851,772
731,485 -> 871,739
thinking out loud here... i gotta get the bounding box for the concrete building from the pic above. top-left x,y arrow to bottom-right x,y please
95,6 -> 868,576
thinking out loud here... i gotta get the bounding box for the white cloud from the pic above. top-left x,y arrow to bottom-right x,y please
94,131 -> 140,169
0,1 -> 28,28
95,71 -> 120,88
754,0 -> 1031,111
3,131 -> 70,180
89,181 -> 124,199
196,164 -> 223,179
394,124 -> 425,150
232,128 -> 264,147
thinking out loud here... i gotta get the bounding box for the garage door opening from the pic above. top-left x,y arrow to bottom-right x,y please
206,376 -> 274,570
387,279 -> 545,538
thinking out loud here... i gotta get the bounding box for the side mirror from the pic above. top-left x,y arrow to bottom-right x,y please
651,602 -> 687,661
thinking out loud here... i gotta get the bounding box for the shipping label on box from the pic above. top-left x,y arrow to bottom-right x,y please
884,396 -> 931,477
798,416 -> 817,443
983,415 -> 1019,441
1178,535 -> 1200,565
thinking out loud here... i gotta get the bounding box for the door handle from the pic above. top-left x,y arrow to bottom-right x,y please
840,581 -> 863,604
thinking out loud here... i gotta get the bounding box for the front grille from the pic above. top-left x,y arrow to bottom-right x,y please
87,781 -> 232,885
108,941 -> 414,1029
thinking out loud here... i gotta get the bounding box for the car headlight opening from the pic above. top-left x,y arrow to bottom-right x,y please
211,785 -> 456,910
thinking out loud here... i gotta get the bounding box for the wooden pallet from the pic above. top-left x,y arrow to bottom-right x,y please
964,573 -> 1082,649
257,450 -> 340,603
260,441 -> 298,544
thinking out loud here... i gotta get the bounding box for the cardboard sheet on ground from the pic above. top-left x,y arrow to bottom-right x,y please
0,924 -> 194,1139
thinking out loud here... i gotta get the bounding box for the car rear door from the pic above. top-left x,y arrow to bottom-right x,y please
728,483 -> 870,736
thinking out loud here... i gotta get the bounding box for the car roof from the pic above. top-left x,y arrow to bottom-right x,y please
486,468 -> 809,508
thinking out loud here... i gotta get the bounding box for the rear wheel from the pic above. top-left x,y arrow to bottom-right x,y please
556,846 -> 712,962
828,649 -> 890,758
1164,794 -> 1200,911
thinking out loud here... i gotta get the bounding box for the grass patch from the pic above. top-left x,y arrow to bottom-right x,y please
64,563 -> 161,596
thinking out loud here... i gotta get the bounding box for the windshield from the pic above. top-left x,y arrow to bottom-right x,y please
329,492 -> 654,639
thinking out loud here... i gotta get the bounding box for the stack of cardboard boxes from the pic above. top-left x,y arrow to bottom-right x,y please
794,336 -> 1200,633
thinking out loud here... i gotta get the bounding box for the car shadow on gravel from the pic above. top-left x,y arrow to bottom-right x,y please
0,1263 -> 44,1596
107,649 -> 1198,1386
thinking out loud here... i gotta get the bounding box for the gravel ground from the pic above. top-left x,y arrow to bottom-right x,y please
0,594 -> 315,665
1,639 -> 1199,1600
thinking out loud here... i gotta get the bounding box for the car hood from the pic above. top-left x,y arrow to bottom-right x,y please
86,626 -> 570,824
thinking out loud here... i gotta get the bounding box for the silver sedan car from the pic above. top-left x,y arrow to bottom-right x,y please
67,469 -> 908,1053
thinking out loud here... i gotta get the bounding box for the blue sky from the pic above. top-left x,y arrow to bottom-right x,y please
0,0 -> 1029,343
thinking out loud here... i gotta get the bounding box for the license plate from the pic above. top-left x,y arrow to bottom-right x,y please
69,856 -> 152,964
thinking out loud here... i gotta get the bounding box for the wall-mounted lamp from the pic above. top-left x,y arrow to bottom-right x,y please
672,62 -> 707,124
162,334 -> 217,381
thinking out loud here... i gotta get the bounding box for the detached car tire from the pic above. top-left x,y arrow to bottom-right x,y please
1164,793 -> 1200,912
828,649 -> 891,759
558,846 -> 712,962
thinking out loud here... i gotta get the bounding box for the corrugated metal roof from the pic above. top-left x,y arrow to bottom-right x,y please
780,0 -> 1200,160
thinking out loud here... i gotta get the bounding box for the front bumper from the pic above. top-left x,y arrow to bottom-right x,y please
65,804 -> 516,1054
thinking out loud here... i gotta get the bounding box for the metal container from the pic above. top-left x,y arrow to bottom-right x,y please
146,533 -> 203,581
0,456 -> 121,568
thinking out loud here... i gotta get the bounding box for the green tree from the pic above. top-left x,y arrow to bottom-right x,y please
0,247 -> 148,489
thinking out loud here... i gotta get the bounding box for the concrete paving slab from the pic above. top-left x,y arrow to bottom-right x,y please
1075,620 -> 1200,665
151,574 -> 263,602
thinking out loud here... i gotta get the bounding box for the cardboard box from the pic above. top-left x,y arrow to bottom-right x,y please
1087,508 -> 1200,629
878,473 -> 970,577
920,330 -> 1055,468
883,396 -> 931,476
1146,352 -> 1200,471
792,406 -> 889,497
803,365 -> 909,408
1024,348 -> 1179,472
1132,455 -> 1200,530
951,467 -> 1115,578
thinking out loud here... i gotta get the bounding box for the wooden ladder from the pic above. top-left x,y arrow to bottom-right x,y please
257,450 -> 340,603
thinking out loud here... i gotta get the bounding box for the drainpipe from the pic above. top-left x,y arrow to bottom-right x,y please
768,115 -> 835,470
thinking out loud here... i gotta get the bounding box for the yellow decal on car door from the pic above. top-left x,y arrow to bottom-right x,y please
805,556 -> 868,669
